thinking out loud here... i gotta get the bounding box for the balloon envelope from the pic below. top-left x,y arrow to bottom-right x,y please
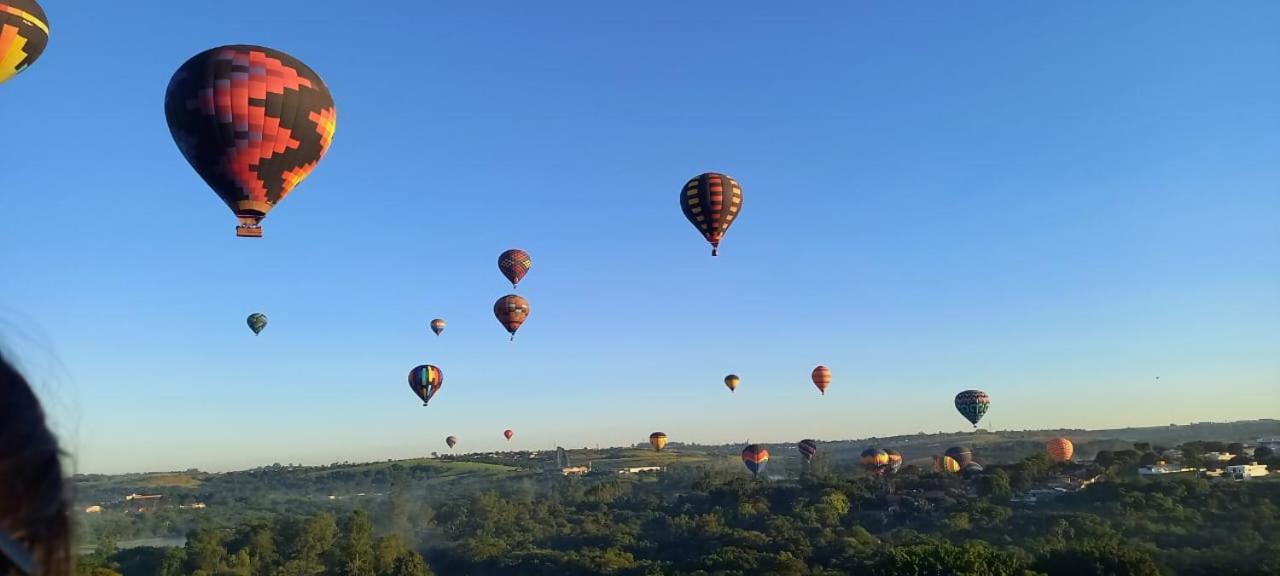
811,366 -> 831,395
407,365 -> 443,406
954,389 -> 991,427
1046,437 -> 1074,462
164,45 -> 337,237
680,172 -> 743,256
430,319 -> 446,336
0,0 -> 49,85
944,446 -> 973,467
724,374 -> 740,392
741,444 -> 769,477
797,439 -> 818,462
503,429 -> 514,440
445,436 -> 457,449
498,249 -> 532,288
247,313 -> 268,335
494,295 -> 531,339
649,432 -> 668,452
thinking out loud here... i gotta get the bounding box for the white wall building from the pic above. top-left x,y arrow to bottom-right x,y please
1226,464 -> 1269,480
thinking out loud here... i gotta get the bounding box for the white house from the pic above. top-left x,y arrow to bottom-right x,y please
1226,463 -> 1268,480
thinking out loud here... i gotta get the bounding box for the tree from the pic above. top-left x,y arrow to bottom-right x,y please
388,553 -> 434,576
1227,442 -> 1245,456
978,469 -> 1012,502
374,535 -> 410,576
1094,451 -> 1116,468
1255,446 -> 1275,460
1133,442 -> 1150,453
1033,544 -> 1162,576
1138,452 -> 1158,467
339,510 -> 375,576
1203,441 -> 1227,453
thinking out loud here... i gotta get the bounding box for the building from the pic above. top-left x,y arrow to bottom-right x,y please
84,506 -> 102,514
125,493 -> 162,501
618,466 -> 663,475
1257,437 -> 1280,451
561,466 -> 589,476
1226,464 -> 1269,480
1139,465 -> 1191,476
1203,452 -> 1234,463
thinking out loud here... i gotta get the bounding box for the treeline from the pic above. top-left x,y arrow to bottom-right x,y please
77,510 -> 433,576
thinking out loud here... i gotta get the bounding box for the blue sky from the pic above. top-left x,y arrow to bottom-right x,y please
2,1 -> 1278,474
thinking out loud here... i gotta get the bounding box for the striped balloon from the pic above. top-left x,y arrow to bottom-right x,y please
886,449 -> 904,473
944,446 -> 973,467
430,318 -> 446,336
811,366 -> 831,395
741,444 -> 769,478
797,439 -> 818,462
680,172 -> 743,256
942,455 -> 962,473
1046,437 -> 1074,463
407,364 -> 443,406
954,390 -> 990,428
498,249 -> 533,288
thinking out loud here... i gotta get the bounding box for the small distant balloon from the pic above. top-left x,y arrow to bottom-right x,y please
247,313 -> 268,335
445,436 -> 457,449
741,444 -> 769,478
811,366 -> 831,395
649,432 -> 668,452
503,429 -> 515,441
407,364 -> 443,406
430,318 -> 446,336
494,295 -> 531,340
498,249 -> 532,288
724,374 -> 740,393
797,439 -> 818,462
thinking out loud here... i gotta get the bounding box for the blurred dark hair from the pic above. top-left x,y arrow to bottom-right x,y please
0,352 -> 69,576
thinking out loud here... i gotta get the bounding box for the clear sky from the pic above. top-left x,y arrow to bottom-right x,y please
2,1 -> 1278,474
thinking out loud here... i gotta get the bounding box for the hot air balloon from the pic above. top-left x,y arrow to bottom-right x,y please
1046,437 -> 1074,463
680,173 -> 743,256
811,366 -> 831,395
860,448 -> 890,472
430,318 -> 446,336
961,462 -> 985,478
954,390 -> 990,428
741,444 -> 769,478
724,374 -> 740,393
503,429 -> 514,441
246,313 -> 268,335
886,448 -> 904,473
941,455 -> 962,474
164,45 -> 337,237
494,295 -> 530,340
407,364 -> 443,406
0,0 -> 48,85
797,439 -> 818,462
649,432 -> 668,452
498,249 -> 532,288
944,446 -> 973,468
445,436 -> 457,449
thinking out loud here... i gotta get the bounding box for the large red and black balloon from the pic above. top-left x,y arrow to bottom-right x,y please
164,45 -> 337,237
680,173 -> 743,256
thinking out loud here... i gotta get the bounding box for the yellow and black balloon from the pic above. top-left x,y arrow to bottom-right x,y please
0,0 -> 48,85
